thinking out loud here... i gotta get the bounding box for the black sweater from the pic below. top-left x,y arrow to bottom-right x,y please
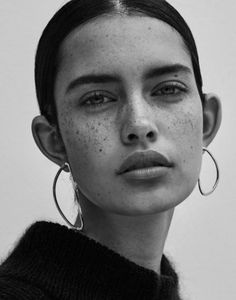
0,221 -> 181,299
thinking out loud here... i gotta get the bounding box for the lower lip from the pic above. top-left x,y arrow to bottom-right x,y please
121,166 -> 170,181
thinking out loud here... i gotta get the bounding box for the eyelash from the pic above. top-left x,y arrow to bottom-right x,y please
81,91 -> 116,108
151,82 -> 187,97
81,82 -> 187,109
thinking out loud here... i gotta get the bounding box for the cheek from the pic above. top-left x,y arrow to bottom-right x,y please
59,111 -> 113,172
170,104 -> 203,179
172,110 -> 203,149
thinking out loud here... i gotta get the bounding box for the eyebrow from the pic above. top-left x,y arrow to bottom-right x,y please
66,74 -> 120,94
65,63 -> 192,94
143,63 -> 192,80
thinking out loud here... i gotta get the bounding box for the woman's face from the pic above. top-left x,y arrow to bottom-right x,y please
54,15 -> 203,215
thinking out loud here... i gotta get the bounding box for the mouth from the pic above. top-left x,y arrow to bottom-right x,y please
116,150 -> 173,176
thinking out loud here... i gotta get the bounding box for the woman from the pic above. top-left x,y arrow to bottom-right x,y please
0,0 -> 222,299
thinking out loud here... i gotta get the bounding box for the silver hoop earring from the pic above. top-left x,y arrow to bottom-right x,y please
53,162 -> 84,231
198,147 -> 219,196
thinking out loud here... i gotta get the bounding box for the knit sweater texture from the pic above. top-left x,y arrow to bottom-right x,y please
0,221 -> 181,300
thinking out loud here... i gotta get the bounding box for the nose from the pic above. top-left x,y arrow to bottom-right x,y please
120,96 -> 158,147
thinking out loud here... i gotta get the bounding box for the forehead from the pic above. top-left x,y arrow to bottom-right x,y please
57,15 -> 192,82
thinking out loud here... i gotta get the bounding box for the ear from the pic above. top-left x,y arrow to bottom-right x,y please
31,115 -> 68,169
202,93 -> 222,147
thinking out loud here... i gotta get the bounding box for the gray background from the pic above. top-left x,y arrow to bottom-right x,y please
0,1 -> 235,299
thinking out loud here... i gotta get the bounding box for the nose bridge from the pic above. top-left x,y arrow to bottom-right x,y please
126,89 -> 146,115
120,92 -> 158,146
127,94 -> 153,126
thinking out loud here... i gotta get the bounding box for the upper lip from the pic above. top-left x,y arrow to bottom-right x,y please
116,150 -> 173,175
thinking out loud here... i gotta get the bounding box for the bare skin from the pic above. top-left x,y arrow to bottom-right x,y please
32,15 -> 221,273
76,195 -> 174,273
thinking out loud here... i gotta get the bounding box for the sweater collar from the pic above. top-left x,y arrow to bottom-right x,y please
7,221 -> 180,299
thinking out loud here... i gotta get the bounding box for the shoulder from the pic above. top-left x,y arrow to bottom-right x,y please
0,275 -> 51,300
0,221 -> 56,300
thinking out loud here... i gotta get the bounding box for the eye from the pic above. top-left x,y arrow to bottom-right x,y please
152,82 -> 187,97
81,91 -> 116,108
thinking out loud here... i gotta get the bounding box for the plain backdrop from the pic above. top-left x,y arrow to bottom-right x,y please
0,1 -> 235,299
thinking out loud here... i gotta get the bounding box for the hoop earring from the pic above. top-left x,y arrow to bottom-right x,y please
198,147 -> 219,196
53,162 -> 84,231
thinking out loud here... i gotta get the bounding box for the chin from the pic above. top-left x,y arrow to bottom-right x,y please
108,193 -> 185,216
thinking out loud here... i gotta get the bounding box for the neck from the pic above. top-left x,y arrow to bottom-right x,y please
76,198 -> 174,274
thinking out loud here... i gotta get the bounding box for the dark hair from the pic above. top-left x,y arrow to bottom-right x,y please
35,0 -> 204,126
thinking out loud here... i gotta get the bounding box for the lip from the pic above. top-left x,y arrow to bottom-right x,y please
121,166 -> 170,181
116,150 -> 173,177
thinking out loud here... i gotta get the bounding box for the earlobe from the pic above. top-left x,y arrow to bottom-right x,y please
202,93 -> 222,147
31,115 -> 68,168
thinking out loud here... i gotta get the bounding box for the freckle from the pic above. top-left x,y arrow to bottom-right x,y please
174,74 -> 178,77
99,149 -> 102,152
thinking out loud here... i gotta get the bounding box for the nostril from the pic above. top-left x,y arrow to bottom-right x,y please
128,133 -> 137,141
147,131 -> 154,139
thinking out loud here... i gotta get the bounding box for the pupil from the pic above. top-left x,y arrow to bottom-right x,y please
165,87 -> 174,93
95,94 -> 102,102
